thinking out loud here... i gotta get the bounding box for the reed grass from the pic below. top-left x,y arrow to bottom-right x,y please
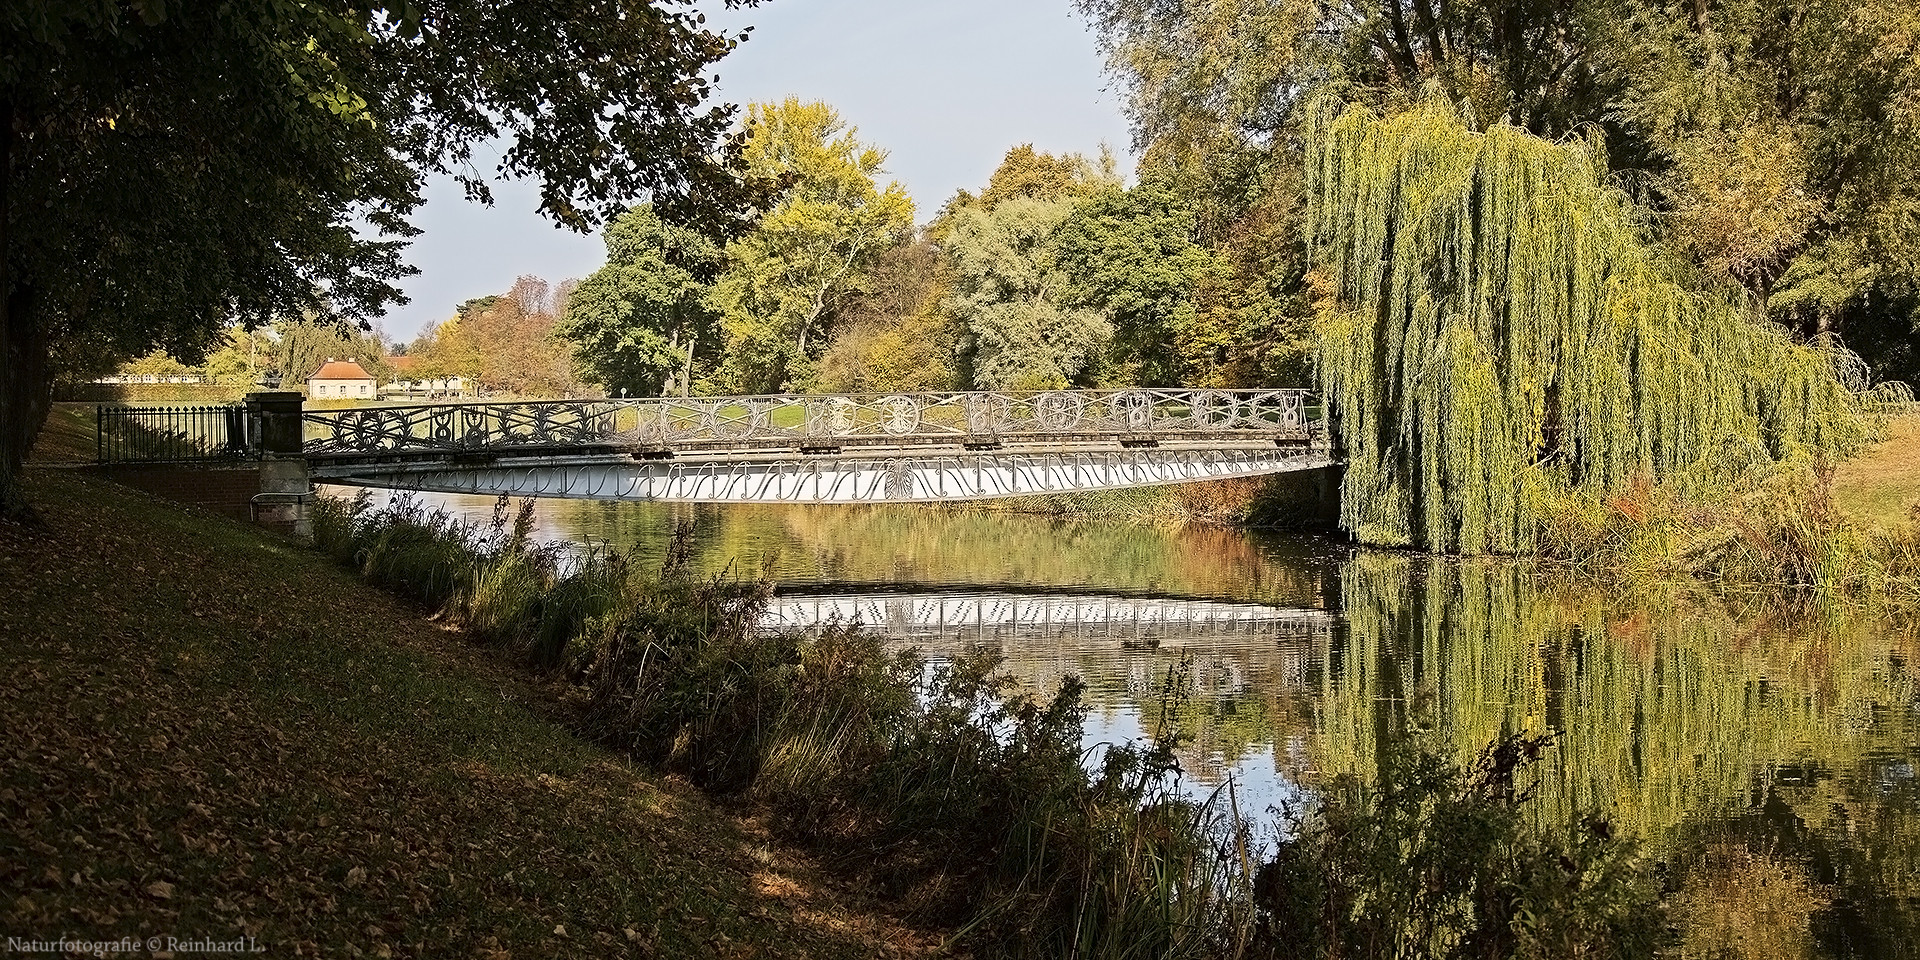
1534,462 -> 1920,602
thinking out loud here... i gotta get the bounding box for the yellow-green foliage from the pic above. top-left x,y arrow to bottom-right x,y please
1536,461 -> 1920,599
1316,555 -> 1920,847
1305,101 -> 1871,554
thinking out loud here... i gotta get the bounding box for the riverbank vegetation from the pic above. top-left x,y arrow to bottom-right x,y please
313,492 -> 1252,956
305,490 -> 1672,958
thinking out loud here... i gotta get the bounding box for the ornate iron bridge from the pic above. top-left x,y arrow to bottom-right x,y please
299,389 -> 1336,503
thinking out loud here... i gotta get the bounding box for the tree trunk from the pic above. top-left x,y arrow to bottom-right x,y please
682,337 -> 695,399
0,293 -> 53,523
0,97 -> 54,523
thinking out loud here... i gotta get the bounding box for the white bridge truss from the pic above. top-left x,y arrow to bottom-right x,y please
310,444 -> 1335,504
764,591 -> 1338,645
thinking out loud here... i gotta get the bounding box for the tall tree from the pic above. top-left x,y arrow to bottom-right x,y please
1074,0 -> 1316,162
1080,0 -> 1920,388
409,279 -> 579,396
271,317 -> 391,388
1052,180 -> 1223,385
558,205 -> 723,397
463,277 -> 580,396
1307,101 -> 1868,553
812,237 -> 960,393
2,0 -> 764,518
704,99 -> 915,393
1615,0 -> 1920,385
976,144 -> 1117,208
944,197 -> 1113,391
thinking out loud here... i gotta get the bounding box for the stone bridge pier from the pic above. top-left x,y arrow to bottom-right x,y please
247,392 -> 315,537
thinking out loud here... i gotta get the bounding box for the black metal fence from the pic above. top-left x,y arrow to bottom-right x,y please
96,404 -> 252,463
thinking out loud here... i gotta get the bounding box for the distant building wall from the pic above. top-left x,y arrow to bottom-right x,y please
308,377 -> 375,399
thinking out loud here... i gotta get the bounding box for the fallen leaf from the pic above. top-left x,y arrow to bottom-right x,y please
145,880 -> 174,899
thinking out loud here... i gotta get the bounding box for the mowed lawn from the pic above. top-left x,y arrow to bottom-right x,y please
0,468 -> 944,958
1836,414 -> 1920,532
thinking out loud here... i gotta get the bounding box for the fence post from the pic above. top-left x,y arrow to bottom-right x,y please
244,391 -> 313,538
245,391 -> 304,456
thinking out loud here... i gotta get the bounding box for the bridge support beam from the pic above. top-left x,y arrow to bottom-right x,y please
312,446 -> 1338,505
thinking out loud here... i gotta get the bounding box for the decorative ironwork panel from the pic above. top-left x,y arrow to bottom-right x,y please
303,401 -> 621,455
301,389 -> 1324,457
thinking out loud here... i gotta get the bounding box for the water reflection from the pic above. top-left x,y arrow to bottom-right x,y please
765,590 -> 1336,645
333,488 -> 1920,955
324,489 -> 1345,604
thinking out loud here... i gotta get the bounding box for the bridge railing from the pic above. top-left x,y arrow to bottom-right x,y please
97,404 -> 251,463
300,389 -> 1325,457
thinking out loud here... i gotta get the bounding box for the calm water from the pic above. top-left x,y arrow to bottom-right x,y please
335,489 -> 1920,955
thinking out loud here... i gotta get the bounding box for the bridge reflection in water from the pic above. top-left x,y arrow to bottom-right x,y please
768,591 -> 1333,645
765,589 -> 1335,703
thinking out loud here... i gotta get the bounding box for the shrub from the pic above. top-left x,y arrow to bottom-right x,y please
1254,734 -> 1669,960
1537,463 -> 1920,601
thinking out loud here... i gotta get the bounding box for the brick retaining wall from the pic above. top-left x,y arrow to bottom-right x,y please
89,464 -> 264,524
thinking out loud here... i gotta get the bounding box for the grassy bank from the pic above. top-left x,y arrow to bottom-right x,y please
1537,415 -> 1920,599
1836,414 -> 1920,532
0,469 -> 941,957
30,404 -> 100,463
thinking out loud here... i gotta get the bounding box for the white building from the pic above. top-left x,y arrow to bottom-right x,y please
307,358 -> 376,399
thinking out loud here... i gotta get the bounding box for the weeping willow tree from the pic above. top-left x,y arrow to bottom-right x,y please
1306,102 -> 1873,553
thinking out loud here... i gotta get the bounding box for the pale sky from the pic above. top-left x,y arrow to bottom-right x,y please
381,0 -> 1132,343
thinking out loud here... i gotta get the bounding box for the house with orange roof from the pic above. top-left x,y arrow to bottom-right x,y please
307,357 -> 376,399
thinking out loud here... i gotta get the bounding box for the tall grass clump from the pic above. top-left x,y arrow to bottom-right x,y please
1256,735 -> 1668,960
1305,99 -> 1875,555
309,492 -> 615,664
1537,463 -> 1920,601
